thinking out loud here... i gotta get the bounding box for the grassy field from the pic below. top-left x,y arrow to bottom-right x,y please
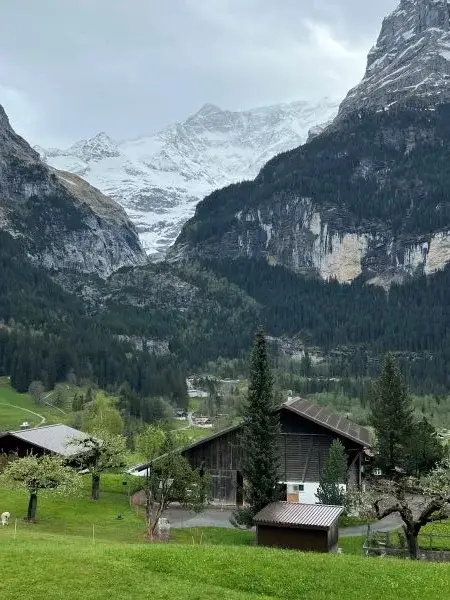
0,377 -> 68,430
0,473 -> 147,544
2,537 -> 450,599
2,472 -> 450,599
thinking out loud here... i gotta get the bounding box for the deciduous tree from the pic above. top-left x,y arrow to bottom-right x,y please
1,454 -> 81,521
83,392 -> 124,435
28,380 -> 45,405
70,428 -> 126,500
349,461 -> 450,560
135,426 -> 208,539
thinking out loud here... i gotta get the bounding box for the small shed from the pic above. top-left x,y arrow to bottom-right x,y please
254,502 -> 344,553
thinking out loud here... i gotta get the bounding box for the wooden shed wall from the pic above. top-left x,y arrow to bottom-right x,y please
256,525 -> 329,552
0,436 -> 44,457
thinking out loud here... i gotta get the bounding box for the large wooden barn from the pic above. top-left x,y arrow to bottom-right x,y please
176,397 -> 372,506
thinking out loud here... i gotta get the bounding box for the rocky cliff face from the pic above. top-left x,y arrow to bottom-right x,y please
171,0 -> 450,285
38,99 -> 339,259
0,104 -> 146,277
339,0 -> 450,115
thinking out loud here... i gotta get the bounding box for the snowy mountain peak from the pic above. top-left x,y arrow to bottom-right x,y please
193,103 -> 222,118
339,0 -> 450,115
41,98 -> 339,259
68,132 -> 120,162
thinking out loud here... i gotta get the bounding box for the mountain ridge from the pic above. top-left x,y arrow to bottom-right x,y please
339,0 -> 450,116
0,104 -> 146,278
38,98 -> 339,259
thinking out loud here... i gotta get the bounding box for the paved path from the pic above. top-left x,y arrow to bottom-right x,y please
164,506 -> 403,535
339,514 -> 403,537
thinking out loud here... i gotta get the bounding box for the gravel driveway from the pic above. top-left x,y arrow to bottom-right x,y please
163,505 -> 404,535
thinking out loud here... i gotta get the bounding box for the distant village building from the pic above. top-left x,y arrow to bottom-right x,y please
254,502 -> 344,553
137,397 -> 372,506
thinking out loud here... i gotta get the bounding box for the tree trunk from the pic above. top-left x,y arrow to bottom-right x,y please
404,526 -> 419,560
27,492 -> 38,522
92,473 -> 100,500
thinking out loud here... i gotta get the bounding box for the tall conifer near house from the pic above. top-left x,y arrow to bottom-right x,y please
233,329 -> 280,527
316,439 -> 347,506
370,354 -> 413,474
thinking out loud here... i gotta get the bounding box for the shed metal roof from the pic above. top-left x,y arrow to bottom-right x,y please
254,502 -> 344,529
284,397 -> 372,447
5,424 -> 88,456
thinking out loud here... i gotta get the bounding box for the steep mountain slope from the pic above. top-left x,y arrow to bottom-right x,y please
339,0 -> 450,116
172,0 -> 450,285
38,99 -> 339,258
0,105 -> 146,277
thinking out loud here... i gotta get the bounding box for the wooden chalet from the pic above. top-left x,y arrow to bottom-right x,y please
169,397 -> 372,506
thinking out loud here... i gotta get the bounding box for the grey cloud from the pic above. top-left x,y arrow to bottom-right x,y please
0,0 -> 398,146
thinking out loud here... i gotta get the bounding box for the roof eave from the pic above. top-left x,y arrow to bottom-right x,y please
254,521 -> 331,530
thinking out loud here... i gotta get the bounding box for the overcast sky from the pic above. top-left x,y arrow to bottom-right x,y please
0,0 -> 398,147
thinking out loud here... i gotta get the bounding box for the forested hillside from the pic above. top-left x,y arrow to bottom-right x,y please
173,104 -> 450,283
0,233 -> 187,413
1,224 -> 449,408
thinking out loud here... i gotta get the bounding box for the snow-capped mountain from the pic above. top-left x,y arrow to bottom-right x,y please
339,0 -> 450,116
38,99 -> 339,258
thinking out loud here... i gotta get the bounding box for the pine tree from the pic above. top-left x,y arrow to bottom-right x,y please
370,354 -> 414,474
316,439 -> 347,506
406,417 -> 444,476
233,329 -> 280,527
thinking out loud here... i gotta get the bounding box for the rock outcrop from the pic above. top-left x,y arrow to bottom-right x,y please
339,0 -> 450,115
0,104 -> 146,277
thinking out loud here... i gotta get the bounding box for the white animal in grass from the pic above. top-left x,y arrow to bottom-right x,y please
1,512 -> 10,526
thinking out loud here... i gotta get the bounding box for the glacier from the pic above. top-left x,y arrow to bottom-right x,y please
38,99 -> 339,259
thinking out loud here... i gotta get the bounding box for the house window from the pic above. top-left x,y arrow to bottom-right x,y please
292,484 -> 305,492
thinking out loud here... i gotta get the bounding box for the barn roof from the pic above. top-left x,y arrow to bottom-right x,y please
134,396 -> 372,473
254,502 -> 344,529
4,424 -> 88,457
284,397 -> 372,447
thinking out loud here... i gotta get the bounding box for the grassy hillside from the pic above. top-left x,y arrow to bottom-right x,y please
0,474 -> 146,544
0,377 -> 69,431
2,537 -> 450,599
2,472 -> 450,599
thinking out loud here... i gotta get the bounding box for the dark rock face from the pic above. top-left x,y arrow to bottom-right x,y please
339,0 -> 450,115
0,104 -> 146,277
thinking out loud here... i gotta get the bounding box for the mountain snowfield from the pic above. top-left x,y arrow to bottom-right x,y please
38,99 -> 339,258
